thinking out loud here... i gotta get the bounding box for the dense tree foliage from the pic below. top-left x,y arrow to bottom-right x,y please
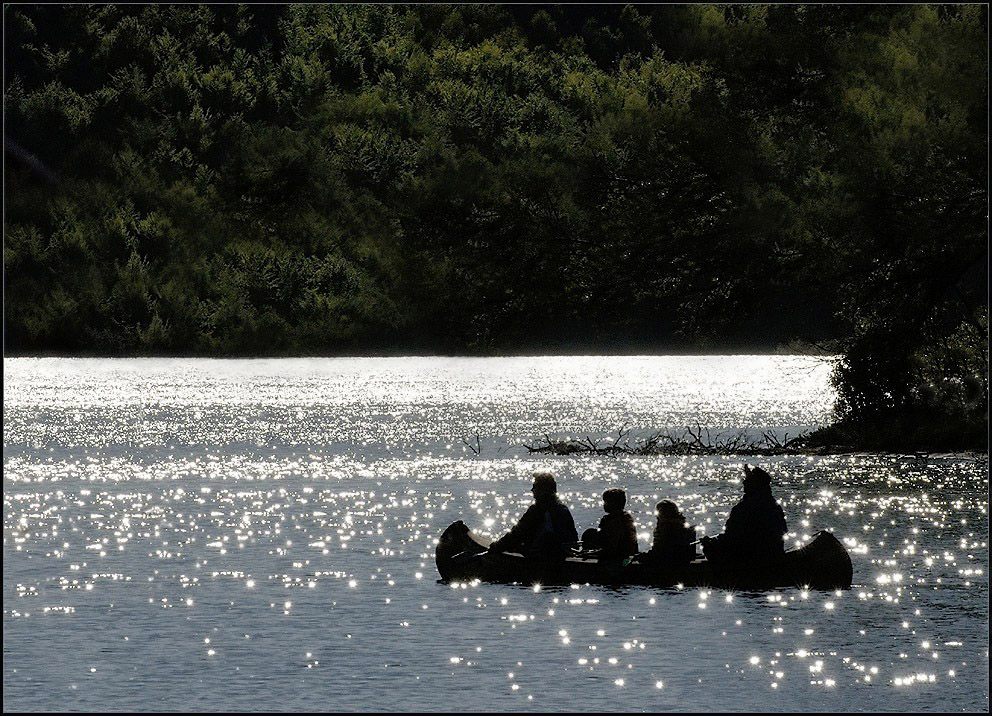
4,5 -> 987,448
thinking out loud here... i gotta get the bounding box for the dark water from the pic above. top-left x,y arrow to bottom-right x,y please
3,357 -> 988,712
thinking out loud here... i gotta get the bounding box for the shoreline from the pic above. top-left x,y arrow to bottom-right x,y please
4,348 -> 842,359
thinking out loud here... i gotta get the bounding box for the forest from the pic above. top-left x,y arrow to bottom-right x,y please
4,5 -> 988,450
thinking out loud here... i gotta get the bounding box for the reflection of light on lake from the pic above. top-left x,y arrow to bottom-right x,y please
3,357 -> 988,712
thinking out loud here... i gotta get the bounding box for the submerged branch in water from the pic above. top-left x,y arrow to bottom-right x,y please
461,433 -> 482,455
523,426 -> 846,456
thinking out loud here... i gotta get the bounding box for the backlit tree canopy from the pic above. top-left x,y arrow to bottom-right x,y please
4,5 -> 987,449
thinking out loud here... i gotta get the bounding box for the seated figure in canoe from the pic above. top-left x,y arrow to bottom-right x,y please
700,465 -> 787,569
489,471 -> 578,563
636,499 -> 697,571
581,488 -> 639,565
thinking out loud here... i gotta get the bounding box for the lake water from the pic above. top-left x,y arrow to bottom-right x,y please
3,357 -> 988,712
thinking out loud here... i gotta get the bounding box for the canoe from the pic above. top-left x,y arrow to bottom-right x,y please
435,520 -> 853,590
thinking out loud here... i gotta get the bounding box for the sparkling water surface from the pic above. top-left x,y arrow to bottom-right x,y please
3,357 -> 988,712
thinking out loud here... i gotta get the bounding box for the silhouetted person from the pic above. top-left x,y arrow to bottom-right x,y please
489,471 -> 578,561
638,499 -> 696,570
700,465 -> 787,568
581,488 -> 639,562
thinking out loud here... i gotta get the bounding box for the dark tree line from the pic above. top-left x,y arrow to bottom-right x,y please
4,5 -> 987,449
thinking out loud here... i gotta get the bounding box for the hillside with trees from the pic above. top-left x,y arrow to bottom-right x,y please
4,5 -> 987,450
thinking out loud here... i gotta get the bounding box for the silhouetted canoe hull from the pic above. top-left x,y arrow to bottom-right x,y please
436,520 -> 853,590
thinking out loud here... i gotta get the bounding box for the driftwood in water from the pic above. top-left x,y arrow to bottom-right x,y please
523,426 -> 815,457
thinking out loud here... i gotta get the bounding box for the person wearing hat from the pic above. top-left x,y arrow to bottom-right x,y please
700,465 -> 788,567
489,471 -> 578,560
